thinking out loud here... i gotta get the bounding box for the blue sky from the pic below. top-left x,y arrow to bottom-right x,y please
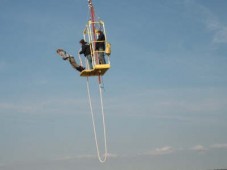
1,0 -> 227,169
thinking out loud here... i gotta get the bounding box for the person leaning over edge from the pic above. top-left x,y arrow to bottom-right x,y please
56,49 -> 85,72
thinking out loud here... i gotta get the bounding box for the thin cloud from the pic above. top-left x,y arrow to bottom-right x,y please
76,154 -> 97,159
213,27 -> 227,43
210,143 -> 227,149
191,145 -> 208,153
0,98 -> 88,115
76,153 -> 118,159
52,144 -> 227,160
53,153 -> 118,161
185,0 -> 227,43
143,146 -> 175,156
114,87 -> 227,118
105,153 -> 118,158
205,12 -> 227,43
0,102 -> 33,113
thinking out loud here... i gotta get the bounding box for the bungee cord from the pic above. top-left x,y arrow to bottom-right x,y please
86,77 -> 108,163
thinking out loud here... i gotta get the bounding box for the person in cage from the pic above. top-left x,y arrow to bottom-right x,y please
79,39 -> 93,69
96,30 -> 106,64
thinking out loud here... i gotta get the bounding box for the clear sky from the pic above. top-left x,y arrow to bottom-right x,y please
1,0 -> 227,170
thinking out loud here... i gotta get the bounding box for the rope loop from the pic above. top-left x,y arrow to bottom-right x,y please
86,77 -> 108,163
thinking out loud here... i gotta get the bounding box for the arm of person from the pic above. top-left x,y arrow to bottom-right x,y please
79,45 -> 86,55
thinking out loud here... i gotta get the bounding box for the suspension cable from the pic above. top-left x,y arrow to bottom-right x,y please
86,77 -> 108,163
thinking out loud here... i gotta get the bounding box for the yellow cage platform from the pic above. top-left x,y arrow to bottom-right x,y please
80,64 -> 111,77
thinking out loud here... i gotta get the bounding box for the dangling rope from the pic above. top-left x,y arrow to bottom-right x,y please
86,77 -> 108,163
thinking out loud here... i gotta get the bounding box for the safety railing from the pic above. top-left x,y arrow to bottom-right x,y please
81,19 -> 111,70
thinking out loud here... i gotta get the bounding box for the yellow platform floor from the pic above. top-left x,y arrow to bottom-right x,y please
80,64 -> 110,77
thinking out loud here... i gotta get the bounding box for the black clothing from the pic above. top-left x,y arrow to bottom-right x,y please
76,66 -> 85,72
96,32 -> 105,50
79,43 -> 91,56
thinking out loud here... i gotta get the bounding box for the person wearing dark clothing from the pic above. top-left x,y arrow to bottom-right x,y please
96,30 -> 106,64
56,49 -> 85,72
79,39 -> 93,69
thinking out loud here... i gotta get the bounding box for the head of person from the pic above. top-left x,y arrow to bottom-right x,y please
56,49 -> 65,57
79,39 -> 86,45
56,49 -> 64,55
97,30 -> 103,35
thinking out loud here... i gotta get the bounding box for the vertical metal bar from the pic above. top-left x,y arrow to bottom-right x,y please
88,0 -> 99,65
100,21 -> 110,64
